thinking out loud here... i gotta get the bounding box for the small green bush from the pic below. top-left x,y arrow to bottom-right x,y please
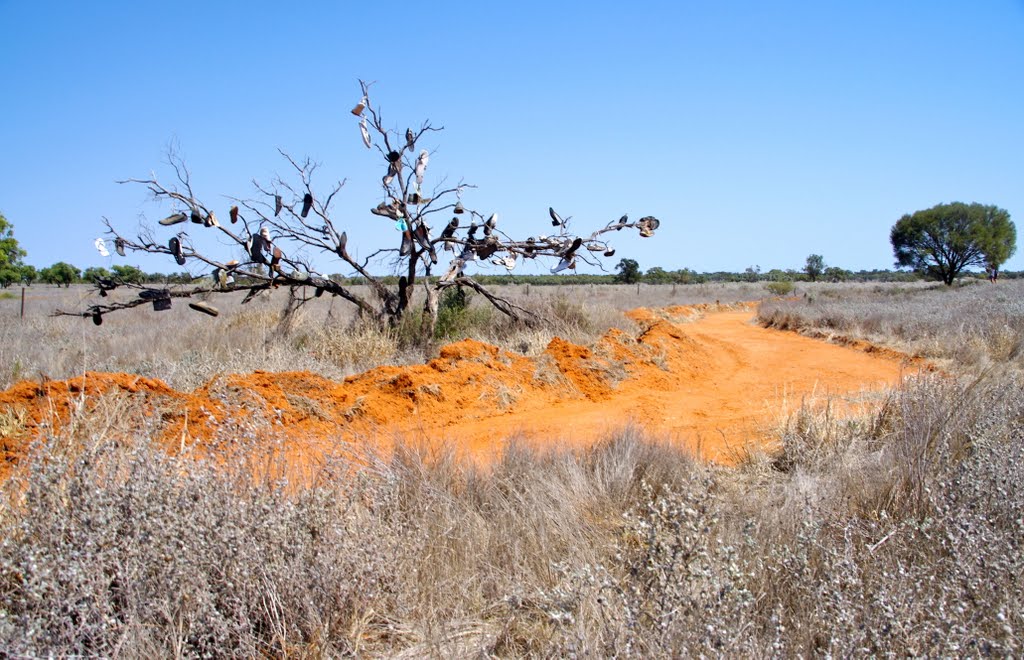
433,287 -> 493,340
766,280 -> 795,296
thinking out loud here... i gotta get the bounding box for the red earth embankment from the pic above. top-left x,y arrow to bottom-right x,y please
0,305 -> 922,470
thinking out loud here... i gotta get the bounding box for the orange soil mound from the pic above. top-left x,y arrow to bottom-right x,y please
0,307 -> 922,470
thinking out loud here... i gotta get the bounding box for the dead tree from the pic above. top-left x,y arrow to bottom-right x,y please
61,81 -> 661,340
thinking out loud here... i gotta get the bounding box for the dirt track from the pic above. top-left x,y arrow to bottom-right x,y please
391,305 -> 917,463
0,305 -> 919,467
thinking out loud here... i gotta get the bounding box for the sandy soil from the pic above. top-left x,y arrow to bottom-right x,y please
0,305 -> 921,469
374,304 -> 920,463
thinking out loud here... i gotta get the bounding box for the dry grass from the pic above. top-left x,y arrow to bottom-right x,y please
758,279 -> 1024,372
0,371 -> 1021,656
0,280 -> 1022,655
0,282 -> 770,391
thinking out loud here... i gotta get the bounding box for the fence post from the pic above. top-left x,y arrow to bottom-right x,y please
20,287 -> 25,319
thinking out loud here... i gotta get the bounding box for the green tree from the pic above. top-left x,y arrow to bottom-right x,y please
41,262 -> 80,287
977,206 -> 1017,280
0,213 -> 27,288
0,266 -> 19,287
112,264 -> 146,284
672,268 -> 700,284
891,202 -> 1016,285
804,254 -> 825,282
823,266 -> 850,282
19,264 -> 37,286
614,258 -> 641,284
644,266 -> 671,284
82,266 -> 112,282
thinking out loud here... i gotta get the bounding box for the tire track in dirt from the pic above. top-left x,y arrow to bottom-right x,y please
0,305 -> 923,469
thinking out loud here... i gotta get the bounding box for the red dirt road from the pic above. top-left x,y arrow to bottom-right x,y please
0,305 -> 919,468
387,305 -> 917,462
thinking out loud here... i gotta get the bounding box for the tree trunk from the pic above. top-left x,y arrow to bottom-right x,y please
421,284 -> 439,341
394,275 -> 410,322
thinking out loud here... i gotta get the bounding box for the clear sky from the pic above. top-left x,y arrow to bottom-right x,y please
2,0 -> 1022,277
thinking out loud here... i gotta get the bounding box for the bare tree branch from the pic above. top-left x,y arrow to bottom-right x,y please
83,82 -> 661,341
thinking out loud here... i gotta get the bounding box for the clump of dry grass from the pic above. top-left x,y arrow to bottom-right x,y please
299,317 -> 401,372
0,407 -> 27,439
724,369 -> 1024,656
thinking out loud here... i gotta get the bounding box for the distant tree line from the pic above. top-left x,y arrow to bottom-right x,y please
13,259 -> 1021,290
9,263 -> 196,288
3,201 -> 1018,290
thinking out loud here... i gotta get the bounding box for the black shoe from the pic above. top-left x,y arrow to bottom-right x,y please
139,288 -> 170,300
416,225 -> 437,264
475,237 -> 499,260
249,234 -> 268,263
525,237 -> 537,258
562,237 -> 583,259
168,237 -> 186,265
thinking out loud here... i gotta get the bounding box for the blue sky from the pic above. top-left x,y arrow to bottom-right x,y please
2,1 -> 1022,277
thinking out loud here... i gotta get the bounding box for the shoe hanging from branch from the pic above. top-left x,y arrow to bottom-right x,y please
57,80 -> 662,339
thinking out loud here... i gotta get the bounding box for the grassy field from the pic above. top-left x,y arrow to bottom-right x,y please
0,281 -> 782,391
0,279 -> 1021,656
